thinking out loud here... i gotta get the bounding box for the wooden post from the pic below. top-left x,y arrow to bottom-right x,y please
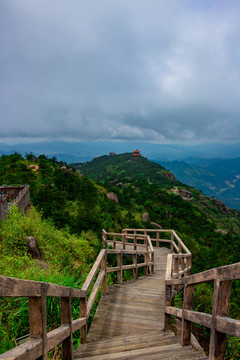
101,252 -> 107,295
165,285 -> 172,331
133,254 -> 137,280
61,296 -> 73,360
181,284 -> 194,346
123,235 -> 126,250
144,253 -> 148,276
117,253 -> 122,283
209,279 -> 232,360
174,256 -> 179,276
134,235 -> 137,250
113,234 -> 116,249
151,252 -> 154,274
178,241 -> 182,254
156,231 -> 159,247
29,296 -> 47,360
174,256 -> 179,291
171,231 -> 174,252
80,295 -> 87,344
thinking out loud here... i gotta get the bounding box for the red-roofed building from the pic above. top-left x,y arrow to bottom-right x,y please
132,149 -> 141,158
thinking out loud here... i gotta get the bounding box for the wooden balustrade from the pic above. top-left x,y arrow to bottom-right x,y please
165,255 -> 240,359
2,227 -> 240,360
0,230 -> 155,359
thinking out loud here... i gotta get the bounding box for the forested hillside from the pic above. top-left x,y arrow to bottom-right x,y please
1,152 -> 240,357
160,158 -> 240,209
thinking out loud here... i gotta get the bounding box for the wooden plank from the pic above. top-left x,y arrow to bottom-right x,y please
166,262 -> 240,286
81,250 -> 106,293
101,253 -> 107,295
106,249 -> 148,255
172,230 -> 191,254
87,270 -> 105,317
165,307 -> 212,328
47,324 -> 70,352
0,275 -> 85,298
72,317 -> 86,332
216,316 -> 240,337
0,339 -> 42,360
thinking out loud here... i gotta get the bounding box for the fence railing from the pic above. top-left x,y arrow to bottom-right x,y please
122,228 -> 192,279
0,229 -> 155,360
165,262 -> 240,359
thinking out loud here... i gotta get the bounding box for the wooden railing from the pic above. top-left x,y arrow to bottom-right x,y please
0,276 -> 86,360
165,251 -> 240,359
102,229 -> 154,278
0,229 -> 155,360
2,227 -> 240,360
122,228 -> 192,278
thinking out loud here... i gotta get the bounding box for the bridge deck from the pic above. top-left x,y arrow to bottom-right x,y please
74,247 -> 207,359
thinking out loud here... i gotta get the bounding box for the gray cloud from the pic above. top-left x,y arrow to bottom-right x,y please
0,0 -> 240,143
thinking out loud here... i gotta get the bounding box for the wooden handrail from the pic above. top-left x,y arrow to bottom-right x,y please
0,229 -> 156,359
165,244 -> 240,359
5,227 -> 239,360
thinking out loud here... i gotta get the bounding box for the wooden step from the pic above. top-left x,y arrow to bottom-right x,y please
74,331 -> 207,359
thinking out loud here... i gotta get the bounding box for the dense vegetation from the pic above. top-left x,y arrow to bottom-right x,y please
72,152 -> 179,186
1,152 -> 240,358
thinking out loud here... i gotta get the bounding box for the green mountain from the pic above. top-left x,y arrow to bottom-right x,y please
1,152 -> 240,356
72,152 -> 179,186
159,158 -> 240,209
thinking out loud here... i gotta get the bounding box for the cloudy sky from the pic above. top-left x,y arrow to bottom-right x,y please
1,0 -> 240,144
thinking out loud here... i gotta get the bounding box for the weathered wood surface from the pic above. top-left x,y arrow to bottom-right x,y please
74,247 -> 206,359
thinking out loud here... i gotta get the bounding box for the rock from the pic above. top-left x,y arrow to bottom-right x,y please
142,212 -> 149,222
61,166 -> 73,173
215,229 -> 228,235
213,199 -> 229,214
178,189 -> 193,201
107,192 -> 119,204
27,236 -> 41,259
162,171 -> 176,181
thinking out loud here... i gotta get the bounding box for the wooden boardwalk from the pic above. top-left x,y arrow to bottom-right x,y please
74,247 -> 207,359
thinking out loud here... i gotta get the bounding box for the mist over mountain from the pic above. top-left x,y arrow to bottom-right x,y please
0,141 -> 240,163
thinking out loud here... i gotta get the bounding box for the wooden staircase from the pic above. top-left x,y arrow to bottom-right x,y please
1,228 -> 240,360
74,247 -> 207,359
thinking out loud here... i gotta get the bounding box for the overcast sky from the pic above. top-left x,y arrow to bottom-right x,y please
1,0 -> 240,144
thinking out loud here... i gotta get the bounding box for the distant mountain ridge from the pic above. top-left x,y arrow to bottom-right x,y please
159,158 -> 240,209
1,140 -> 240,163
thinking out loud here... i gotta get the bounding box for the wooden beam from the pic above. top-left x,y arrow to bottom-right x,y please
216,316 -> 240,337
87,270 -> 105,318
209,279 -> 232,360
101,253 -> 107,295
166,262 -> 240,286
80,296 -> 87,344
28,296 -> 47,360
61,297 -> 73,360
81,250 -> 106,293
117,253 -> 122,284
181,284 -> 194,346
0,276 -> 85,298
